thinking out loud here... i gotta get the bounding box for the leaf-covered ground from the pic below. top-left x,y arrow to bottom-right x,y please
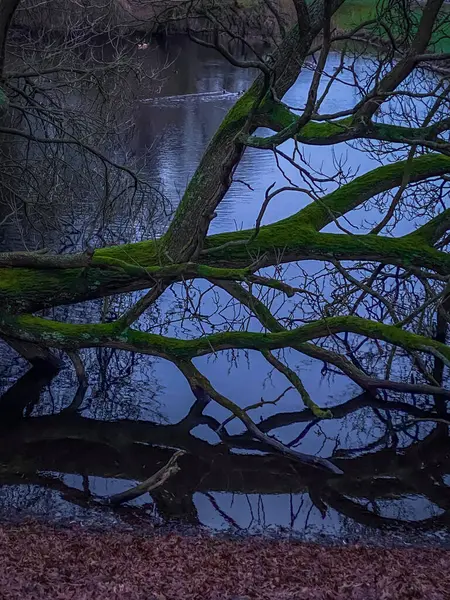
0,522 -> 449,599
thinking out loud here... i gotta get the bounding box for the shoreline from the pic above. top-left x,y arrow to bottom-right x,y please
0,520 -> 449,599
2,504 -> 450,551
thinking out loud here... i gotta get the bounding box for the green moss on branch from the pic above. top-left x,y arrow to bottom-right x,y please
2,313 -> 450,365
204,224 -> 450,274
296,154 -> 450,230
2,155 -> 450,313
2,226 -> 450,313
250,100 -> 450,150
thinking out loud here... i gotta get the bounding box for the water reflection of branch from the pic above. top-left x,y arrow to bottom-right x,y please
218,385 -> 293,433
286,419 -> 320,448
62,351 -> 88,414
256,392 -> 448,434
323,487 -> 450,532
2,366 -> 450,532
203,492 -> 242,530
409,416 -> 450,425
177,359 -> 342,474
0,364 -> 57,425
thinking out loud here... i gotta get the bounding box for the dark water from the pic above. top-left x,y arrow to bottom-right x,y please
0,37 -> 449,544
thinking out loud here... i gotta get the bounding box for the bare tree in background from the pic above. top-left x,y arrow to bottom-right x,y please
1,0 -> 450,475
0,0 -> 169,253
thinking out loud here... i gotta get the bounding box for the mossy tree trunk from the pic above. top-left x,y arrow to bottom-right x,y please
2,0 -> 450,474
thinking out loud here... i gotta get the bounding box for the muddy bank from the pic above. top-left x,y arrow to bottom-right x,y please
0,521 -> 448,599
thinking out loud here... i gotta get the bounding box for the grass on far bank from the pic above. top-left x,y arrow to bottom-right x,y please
333,0 -> 450,53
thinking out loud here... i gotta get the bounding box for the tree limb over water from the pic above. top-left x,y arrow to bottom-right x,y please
2,0 -> 450,475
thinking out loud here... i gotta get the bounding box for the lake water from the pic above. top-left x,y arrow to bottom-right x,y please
0,36 -> 449,544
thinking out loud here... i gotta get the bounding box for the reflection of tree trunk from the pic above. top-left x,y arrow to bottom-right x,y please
0,364 -> 58,426
0,0 -> 20,76
1,384 -> 450,530
401,469 -> 450,512
61,351 -> 88,414
433,291 -> 450,414
4,336 -> 62,370
323,487 -> 450,532
256,392 -> 440,434
151,489 -> 199,524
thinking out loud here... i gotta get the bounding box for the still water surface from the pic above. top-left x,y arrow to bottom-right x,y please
0,37 -> 449,543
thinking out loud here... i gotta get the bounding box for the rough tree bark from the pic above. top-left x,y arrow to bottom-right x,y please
1,0 -> 450,475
